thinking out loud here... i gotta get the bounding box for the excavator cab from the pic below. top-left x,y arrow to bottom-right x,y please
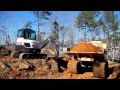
17,29 -> 36,40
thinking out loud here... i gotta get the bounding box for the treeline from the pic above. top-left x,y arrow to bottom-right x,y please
49,11 -> 120,48
75,11 -> 120,48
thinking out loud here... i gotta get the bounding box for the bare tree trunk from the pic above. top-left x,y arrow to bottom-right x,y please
84,26 -> 87,41
37,16 -> 41,41
78,28 -> 81,42
106,30 -> 110,59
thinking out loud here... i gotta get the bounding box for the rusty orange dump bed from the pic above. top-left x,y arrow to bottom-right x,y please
66,51 -> 104,57
66,51 -> 103,54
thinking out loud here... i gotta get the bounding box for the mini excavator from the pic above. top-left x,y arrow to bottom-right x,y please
11,28 -> 59,59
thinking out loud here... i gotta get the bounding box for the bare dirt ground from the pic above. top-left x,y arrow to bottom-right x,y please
0,55 -> 120,79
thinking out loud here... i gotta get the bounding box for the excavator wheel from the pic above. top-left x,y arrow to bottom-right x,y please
67,59 -> 81,74
11,51 -> 20,58
93,61 -> 108,79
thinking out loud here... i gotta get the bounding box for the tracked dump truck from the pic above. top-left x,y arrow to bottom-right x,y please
64,41 -> 108,79
11,28 -> 59,59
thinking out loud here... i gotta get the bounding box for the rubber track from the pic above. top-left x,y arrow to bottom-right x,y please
67,60 -> 79,74
93,61 -> 108,79
19,53 -> 47,59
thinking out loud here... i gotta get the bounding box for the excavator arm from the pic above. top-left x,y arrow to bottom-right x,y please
39,36 -> 60,57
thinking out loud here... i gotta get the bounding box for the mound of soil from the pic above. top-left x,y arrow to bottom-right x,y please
70,42 -> 102,52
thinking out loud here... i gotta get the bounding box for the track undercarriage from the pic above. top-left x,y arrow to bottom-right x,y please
11,51 -> 47,59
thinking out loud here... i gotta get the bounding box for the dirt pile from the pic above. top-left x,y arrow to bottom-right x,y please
0,56 -> 120,79
108,65 -> 120,79
60,69 -> 94,79
70,41 -> 102,52
0,56 -> 60,79
41,49 -> 55,56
